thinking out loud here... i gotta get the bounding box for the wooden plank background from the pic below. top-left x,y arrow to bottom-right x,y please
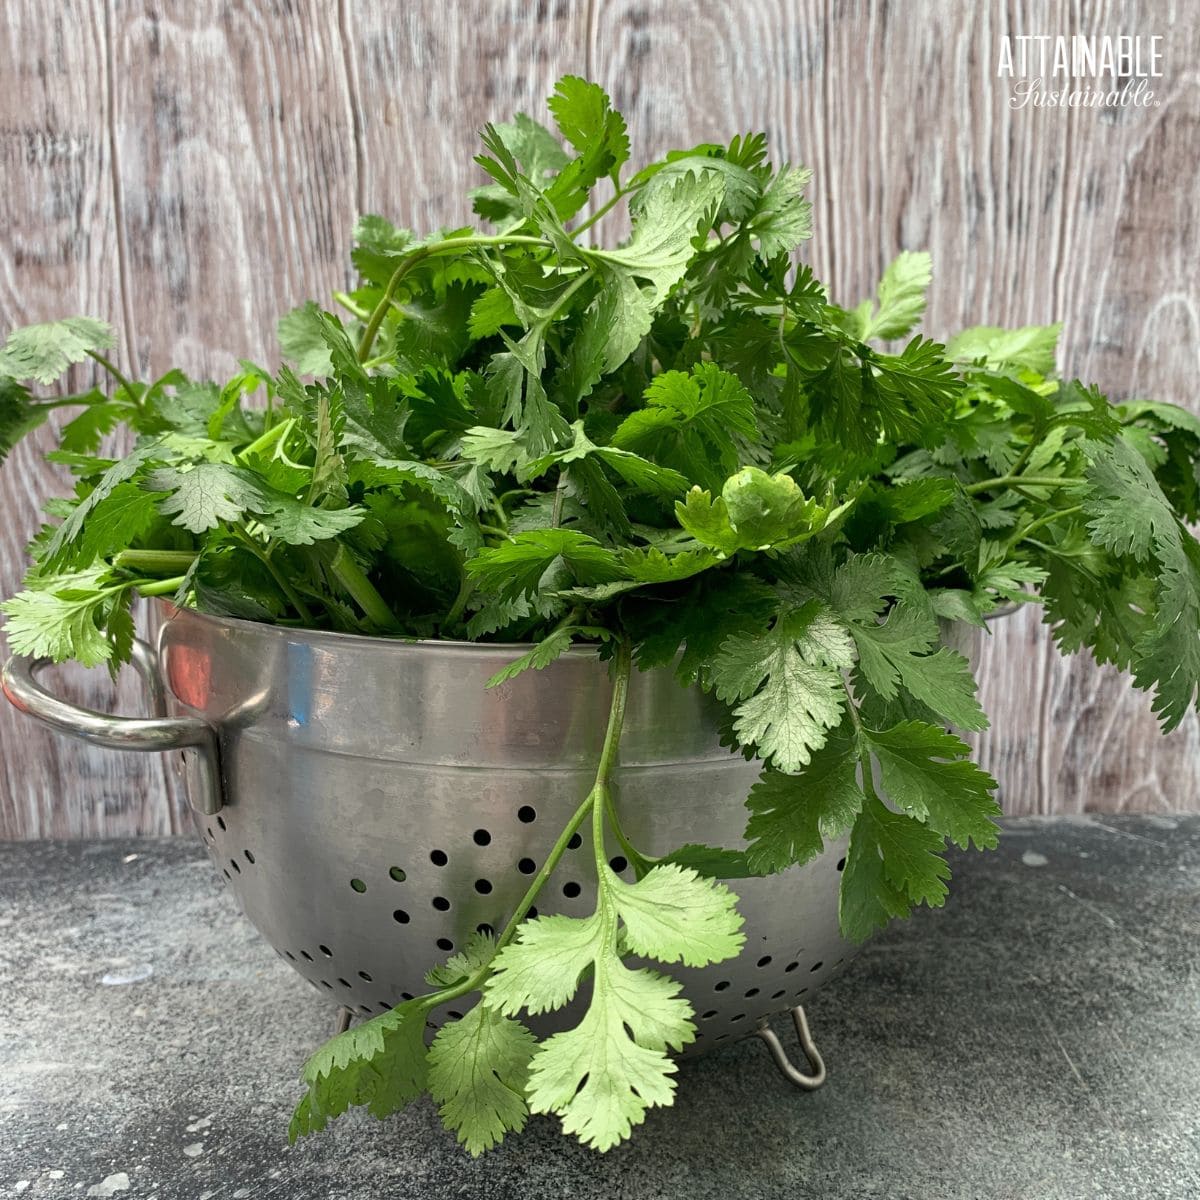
1,0 -> 1198,837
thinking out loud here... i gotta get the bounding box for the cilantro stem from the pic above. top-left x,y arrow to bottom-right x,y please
238,418 -> 293,462
356,234 -> 551,362
551,471 -> 569,527
234,527 -> 314,624
443,575 -> 476,630
329,543 -> 398,630
603,786 -> 657,878
1003,504 -> 1083,553
478,523 -> 515,541
114,549 -> 197,575
133,575 -> 187,598
497,638 -> 630,952
590,640 -> 632,872
964,474 -> 1085,496
571,185 -> 629,239
392,642 -> 636,1019
85,350 -> 139,409
332,291 -> 371,320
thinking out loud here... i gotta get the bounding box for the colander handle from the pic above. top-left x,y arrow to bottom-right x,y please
1,640 -> 223,815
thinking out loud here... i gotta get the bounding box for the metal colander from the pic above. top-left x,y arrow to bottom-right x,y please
3,603 -> 854,1062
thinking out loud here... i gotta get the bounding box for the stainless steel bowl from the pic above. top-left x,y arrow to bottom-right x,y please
3,604 -> 854,1058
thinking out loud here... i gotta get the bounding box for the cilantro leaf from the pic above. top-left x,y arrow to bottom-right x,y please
486,623 -> 610,687
466,529 -> 623,603
0,377 -> 51,462
485,861 -> 742,1149
290,1000 -> 429,1138
0,317 -> 116,384
544,76 -> 630,219
851,250 -> 933,342
589,169 -> 723,305
839,793 -> 952,943
743,731 -> 864,874
0,567 -> 131,667
145,462 -> 364,544
863,721 -> 1001,851
711,602 -> 851,772
947,323 -> 1062,374
613,363 -> 757,491
42,444 -> 161,570
426,1002 -> 537,1157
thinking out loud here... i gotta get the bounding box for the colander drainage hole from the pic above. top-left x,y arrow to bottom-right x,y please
562,881 -> 582,899
300,950 -> 313,962
770,989 -> 785,1000
476,923 -> 495,937
474,879 -> 493,895
436,938 -> 454,952
400,992 -> 413,1001
517,806 -> 536,823
430,849 -> 449,866
358,971 -> 373,982
358,1005 -> 372,1015
389,866 -> 407,882
744,987 -> 759,998
756,955 -> 772,968
701,1010 -> 717,1019
609,855 -> 628,873
784,961 -> 799,973
320,980 -> 333,989
809,961 -> 823,972
731,1013 -> 746,1022
527,907 -> 539,920
836,856 -> 846,872
285,951 -> 296,961
567,833 -> 582,850
319,944 -> 333,957
432,896 -> 451,911
518,858 -> 537,875
338,978 -> 352,989
222,869 -> 231,880
229,859 -> 241,874
350,878 -> 367,893
393,909 -> 411,924
206,826 -> 213,840
447,1010 -> 463,1020
217,816 -> 227,831
714,980 -> 730,992
473,829 -> 491,846
244,849 -> 255,865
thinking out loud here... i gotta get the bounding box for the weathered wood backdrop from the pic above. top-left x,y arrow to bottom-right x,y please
1,0 -> 1198,837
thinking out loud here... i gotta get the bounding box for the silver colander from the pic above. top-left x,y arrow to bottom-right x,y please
3,603 -> 852,1078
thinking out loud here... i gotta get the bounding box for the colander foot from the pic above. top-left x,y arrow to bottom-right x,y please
334,1006 -> 354,1035
753,1005 -> 826,1091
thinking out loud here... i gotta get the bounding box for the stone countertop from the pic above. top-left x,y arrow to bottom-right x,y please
1,815 -> 1198,1200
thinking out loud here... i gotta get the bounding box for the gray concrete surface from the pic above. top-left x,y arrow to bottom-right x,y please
1,815 -> 1197,1200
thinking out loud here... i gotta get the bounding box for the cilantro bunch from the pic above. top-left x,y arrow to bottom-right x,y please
3,77 -> 1199,1154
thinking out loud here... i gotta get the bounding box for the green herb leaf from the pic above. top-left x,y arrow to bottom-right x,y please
743,731 -> 864,874
427,1002 -> 537,1157
0,317 -> 116,384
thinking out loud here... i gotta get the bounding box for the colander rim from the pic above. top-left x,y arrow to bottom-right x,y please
156,598 -> 607,657
157,596 -> 1018,656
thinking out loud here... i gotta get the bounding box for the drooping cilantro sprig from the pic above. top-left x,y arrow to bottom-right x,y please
3,75 -> 1200,1155
289,641 -> 743,1153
